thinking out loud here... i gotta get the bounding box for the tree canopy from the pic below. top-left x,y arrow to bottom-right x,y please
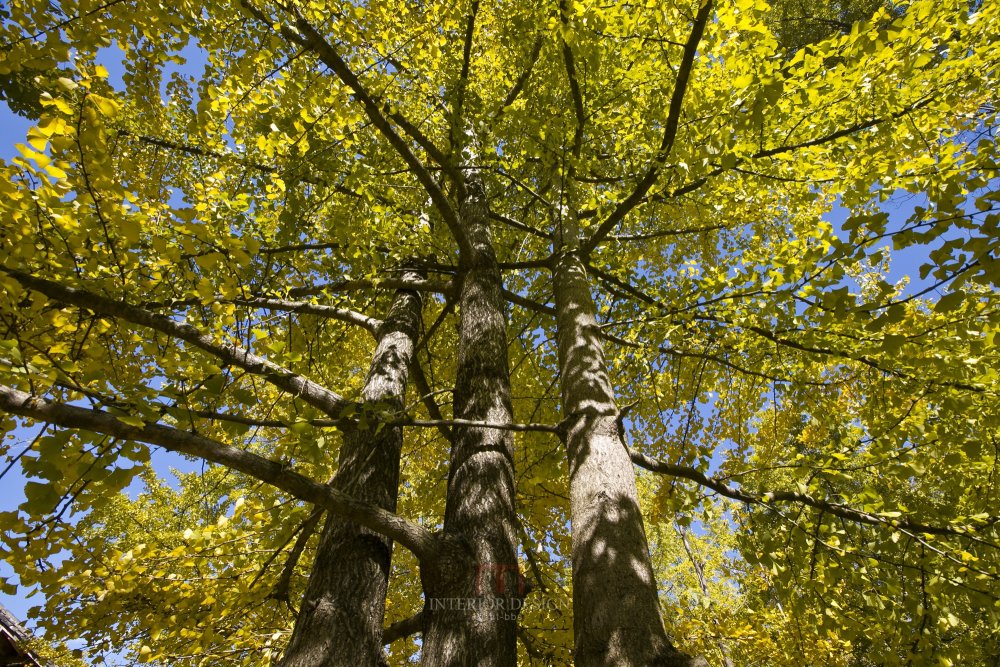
0,0 -> 998,664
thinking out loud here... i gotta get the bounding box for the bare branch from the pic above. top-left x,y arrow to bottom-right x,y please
383,611 -> 424,645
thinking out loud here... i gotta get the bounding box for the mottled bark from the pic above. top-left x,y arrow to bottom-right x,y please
278,275 -> 423,667
421,175 -> 522,667
553,239 -> 704,666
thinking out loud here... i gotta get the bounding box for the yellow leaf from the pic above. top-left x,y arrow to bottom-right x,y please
121,219 -> 142,245
116,414 -> 146,428
26,128 -> 48,151
89,94 -> 119,118
44,163 -> 67,180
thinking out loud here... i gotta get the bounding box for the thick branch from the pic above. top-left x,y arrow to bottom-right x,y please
286,277 -> 452,299
629,448 -> 996,539
584,0 -> 714,252
0,385 -> 437,561
1,268 -> 349,417
234,297 -> 381,336
382,611 -> 425,645
285,13 -> 470,257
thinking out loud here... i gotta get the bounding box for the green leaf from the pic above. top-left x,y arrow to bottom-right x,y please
934,291 -> 966,313
22,482 -> 60,513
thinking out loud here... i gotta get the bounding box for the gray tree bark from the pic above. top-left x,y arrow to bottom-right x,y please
278,274 -> 423,667
553,217 -> 705,667
420,174 -> 522,667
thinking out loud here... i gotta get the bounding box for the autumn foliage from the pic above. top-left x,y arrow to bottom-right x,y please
1,0 -> 999,664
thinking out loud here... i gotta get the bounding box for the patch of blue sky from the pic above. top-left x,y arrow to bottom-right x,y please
829,183 -> 998,297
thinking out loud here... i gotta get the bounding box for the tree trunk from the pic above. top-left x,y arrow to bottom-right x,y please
420,175 -> 522,666
553,236 -> 704,667
278,274 -> 423,667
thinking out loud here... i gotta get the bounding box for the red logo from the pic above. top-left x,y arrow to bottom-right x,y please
475,563 -> 528,596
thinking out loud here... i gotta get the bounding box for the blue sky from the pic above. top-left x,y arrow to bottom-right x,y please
1,95 -> 40,623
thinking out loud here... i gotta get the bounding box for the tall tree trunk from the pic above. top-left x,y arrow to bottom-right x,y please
278,274 -> 423,667
553,224 -> 704,667
421,174 -> 522,666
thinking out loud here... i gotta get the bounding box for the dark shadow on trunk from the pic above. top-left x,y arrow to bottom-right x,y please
278,273 -> 423,667
555,248 -> 706,667
420,175 -> 522,667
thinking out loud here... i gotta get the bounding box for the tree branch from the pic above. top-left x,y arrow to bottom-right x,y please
1,268 -> 350,417
271,508 -> 324,604
502,288 -> 557,316
752,96 -> 934,160
609,222 -> 727,242
184,407 -> 559,434
409,357 -> 453,443
450,0 -> 480,154
741,323 -> 985,393
491,35 -> 543,123
0,385 -> 437,561
584,0 -> 714,252
118,130 -> 322,187
233,297 -> 381,336
488,211 -> 552,240
644,97 -> 937,207
286,277 -> 452,299
561,0 -> 586,164
280,9 -> 472,257
629,448 -> 998,539
383,611 -> 424,644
